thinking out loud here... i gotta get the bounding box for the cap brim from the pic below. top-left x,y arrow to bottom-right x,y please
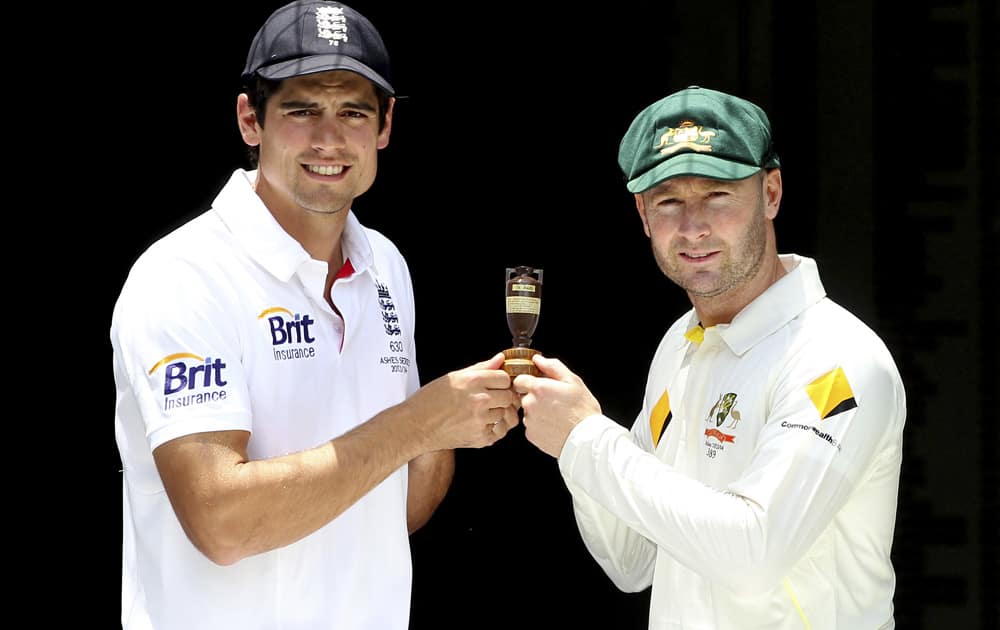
626,153 -> 761,193
255,54 -> 395,95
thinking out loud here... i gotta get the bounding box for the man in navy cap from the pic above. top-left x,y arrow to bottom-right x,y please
514,86 -> 907,628
112,3 -> 518,628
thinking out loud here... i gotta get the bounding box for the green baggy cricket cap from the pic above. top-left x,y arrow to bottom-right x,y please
618,86 -> 780,193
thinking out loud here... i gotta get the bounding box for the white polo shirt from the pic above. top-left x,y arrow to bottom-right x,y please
559,254 -> 906,629
113,169 -> 420,630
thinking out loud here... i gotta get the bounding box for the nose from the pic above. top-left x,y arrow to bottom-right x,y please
311,116 -> 347,153
676,204 -> 710,241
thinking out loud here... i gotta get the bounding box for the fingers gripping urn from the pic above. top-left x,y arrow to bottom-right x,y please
503,266 -> 543,377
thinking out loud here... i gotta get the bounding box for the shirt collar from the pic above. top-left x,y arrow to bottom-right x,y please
211,168 -> 376,282
689,254 -> 827,356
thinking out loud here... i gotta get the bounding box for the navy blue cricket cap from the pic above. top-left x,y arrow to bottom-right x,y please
242,0 -> 395,96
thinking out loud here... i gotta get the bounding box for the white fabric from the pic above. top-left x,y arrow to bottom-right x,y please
113,169 -> 420,629
558,254 -> 905,629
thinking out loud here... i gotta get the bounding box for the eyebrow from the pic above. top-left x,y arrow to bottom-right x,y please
276,98 -> 377,113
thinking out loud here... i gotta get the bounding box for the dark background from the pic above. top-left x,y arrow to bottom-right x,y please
88,1 -> 996,627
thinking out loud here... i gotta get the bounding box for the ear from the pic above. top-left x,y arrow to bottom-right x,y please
634,193 -> 651,237
377,97 -> 395,150
763,169 -> 782,220
236,93 -> 261,147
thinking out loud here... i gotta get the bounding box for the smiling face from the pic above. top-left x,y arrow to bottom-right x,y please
237,70 -> 393,221
635,170 -> 783,320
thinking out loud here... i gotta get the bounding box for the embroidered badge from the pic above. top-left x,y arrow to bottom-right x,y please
704,392 -> 740,451
315,6 -> 349,46
713,392 -> 741,428
376,282 -> 401,336
654,121 -> 717,156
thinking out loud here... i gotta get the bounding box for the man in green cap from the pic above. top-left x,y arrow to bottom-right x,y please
513,86 -> 906,628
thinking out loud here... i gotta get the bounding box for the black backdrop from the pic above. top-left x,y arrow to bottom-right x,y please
89,1 -> 997,628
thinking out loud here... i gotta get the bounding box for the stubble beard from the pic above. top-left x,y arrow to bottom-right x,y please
288,156 -> 363,216
652,192 -> 769,299
292,182 -> 352,216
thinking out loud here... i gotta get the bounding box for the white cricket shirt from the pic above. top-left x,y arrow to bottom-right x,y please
559,254 -> 905,629
113,169 -> 420,629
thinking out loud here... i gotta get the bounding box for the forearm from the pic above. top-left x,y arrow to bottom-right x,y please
160,403 -> 429,565
160,354 -> 514,565
406,449 -> 455,533
249,407 -> 426,550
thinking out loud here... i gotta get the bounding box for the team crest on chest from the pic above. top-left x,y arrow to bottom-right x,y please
703,392 -> 741,456
375,281 -> 409,375
376,282 -> 401,336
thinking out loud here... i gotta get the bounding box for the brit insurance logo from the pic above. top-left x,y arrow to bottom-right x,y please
148,352 -> 228,411
376,281 -> 409,374
258,306 -> 319,362
703,392 -> 742,458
